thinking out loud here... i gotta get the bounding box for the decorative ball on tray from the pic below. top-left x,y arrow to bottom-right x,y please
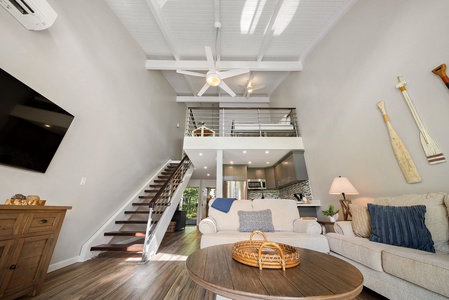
5,194 -> 46,206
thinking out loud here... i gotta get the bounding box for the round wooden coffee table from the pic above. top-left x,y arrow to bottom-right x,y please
186,244 -> 363,300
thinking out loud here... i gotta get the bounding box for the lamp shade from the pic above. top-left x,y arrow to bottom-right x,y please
329,176 -> 359,195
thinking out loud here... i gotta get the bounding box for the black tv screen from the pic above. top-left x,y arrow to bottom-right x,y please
0,68 -> 74,173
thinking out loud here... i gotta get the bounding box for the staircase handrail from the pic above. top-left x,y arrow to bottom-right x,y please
148,154 -> 191,209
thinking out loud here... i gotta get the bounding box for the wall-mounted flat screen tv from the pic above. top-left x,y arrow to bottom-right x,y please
0,68 -> 74,173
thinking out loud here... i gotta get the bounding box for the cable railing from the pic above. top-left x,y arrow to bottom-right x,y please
185,107 -> 299,137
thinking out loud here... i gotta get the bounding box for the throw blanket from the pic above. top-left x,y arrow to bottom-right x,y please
211,198 -> 236,213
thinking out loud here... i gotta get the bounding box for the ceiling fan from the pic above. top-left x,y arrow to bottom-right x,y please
245,81 -> 265,95
176,46 -> 249,97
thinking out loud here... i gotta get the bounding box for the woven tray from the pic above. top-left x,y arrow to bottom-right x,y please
232,230 -> 300,270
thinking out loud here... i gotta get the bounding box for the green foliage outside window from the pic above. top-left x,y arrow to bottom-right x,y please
182,187 -> 198,219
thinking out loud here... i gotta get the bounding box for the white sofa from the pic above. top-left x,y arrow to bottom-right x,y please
198,198 -> 329,253
327,193 -> 449,300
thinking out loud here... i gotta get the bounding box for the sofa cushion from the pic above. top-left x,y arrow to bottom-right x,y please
368,204 -> 435,253
349,204 -> 371,238
252,199 -> 299,231
209,199 -> 253,231
374,192 -> 449,253
200,231 -> 330,253
238,209 -> 275,232
326,233 -> 386,271
382,247 -> 449,298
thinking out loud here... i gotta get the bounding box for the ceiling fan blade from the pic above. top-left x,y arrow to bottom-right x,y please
219,69 -> 250,79
197,83 -> 210,96
218,81 -> 236,97
204,46 -> 216,72
176,70 -> 206,77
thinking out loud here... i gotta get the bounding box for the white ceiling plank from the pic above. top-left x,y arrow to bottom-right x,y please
177,96 -> 270,103
146,60 -> 303,71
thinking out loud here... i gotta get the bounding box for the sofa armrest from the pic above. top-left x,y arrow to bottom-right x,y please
334,221 -> 355,237
198,217 -> 217,234
293,219 -> 322,234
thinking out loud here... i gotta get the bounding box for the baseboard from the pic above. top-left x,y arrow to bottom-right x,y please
48,256 -> 81,272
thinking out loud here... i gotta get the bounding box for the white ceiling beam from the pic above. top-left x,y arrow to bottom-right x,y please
257,0 -> 284,62
177,96 -> 269,103
146,60 -> 302,71
145,0 -> 180,61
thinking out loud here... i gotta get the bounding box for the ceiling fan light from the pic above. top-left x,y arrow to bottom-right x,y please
206,73 -> 221,86
247,88 -> 253,93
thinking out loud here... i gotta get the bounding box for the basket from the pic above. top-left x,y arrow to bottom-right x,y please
166,221 -> 176,233
232,230 -> 300,270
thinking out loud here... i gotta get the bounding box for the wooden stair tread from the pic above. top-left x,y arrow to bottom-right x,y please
104,231 -> 146,237
115,220 -> 149,224
124,211 -> 149,214
90,243 -> 144,252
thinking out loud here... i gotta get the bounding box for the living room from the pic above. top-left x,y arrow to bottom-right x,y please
1,0 -> 449,299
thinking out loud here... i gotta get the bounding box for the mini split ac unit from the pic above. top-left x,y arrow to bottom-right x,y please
0,0 -> 57,30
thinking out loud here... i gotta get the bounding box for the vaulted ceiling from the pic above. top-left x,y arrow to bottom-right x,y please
106,0 -> 356,102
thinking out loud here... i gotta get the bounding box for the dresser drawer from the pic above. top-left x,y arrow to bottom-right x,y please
0,214 -> 23,238
24,213 -> 62,234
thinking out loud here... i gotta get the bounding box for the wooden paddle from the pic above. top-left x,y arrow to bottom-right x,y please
396,76 -> 446,164
432,64 -> 449,90
377,101 -> 421,184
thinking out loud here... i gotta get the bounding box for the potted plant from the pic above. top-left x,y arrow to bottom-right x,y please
322,204 -> 340,222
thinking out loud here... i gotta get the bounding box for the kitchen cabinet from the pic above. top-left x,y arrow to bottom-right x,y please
247,168 -> 266,179
223,164 -> 247,181
264,167 -> 276,189
274,151 -> 308,188
0,205 -> 71,300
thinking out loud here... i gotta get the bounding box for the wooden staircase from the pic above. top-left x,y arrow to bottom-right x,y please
90,162 -> 183,253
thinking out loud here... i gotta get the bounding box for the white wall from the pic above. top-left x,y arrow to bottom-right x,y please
0,0 -> 185,264
271,0 -> 449,212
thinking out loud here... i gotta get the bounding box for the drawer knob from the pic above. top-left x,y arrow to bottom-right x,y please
9,265 -> 18,270
39,219 -> 48,224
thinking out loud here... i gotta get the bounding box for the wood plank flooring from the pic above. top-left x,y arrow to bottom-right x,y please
19,226 -> 387,300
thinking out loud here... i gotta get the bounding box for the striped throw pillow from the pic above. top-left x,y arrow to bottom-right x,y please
368,204 -> 435,253
350,204 -> 371,238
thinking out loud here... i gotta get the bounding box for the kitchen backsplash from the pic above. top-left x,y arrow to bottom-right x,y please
248,180 -> 312,200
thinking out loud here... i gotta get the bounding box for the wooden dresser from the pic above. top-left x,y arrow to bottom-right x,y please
0,205 -> 71,300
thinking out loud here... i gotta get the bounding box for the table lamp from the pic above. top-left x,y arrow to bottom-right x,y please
329,176 -> 359,220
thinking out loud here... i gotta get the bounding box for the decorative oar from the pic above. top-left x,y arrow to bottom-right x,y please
432,64 -> 449,90
396,76 -> 446,164
377,101 -> 421,184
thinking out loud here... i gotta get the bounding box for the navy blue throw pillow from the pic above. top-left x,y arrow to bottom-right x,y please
367,204 -> 435,253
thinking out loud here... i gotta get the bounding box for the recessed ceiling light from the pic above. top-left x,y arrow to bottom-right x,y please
230,161 -> 234,164
204,166 -> 207,169
44,124 -> 51,128
207,174 -> 210,176
243,150 -> 247,154
266,162 -> 270,164
265,150 -> 269,154
199,153 -> 203,156
248,161 -> 252,164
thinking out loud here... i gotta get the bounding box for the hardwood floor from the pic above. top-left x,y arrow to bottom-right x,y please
19,226 -> 387,300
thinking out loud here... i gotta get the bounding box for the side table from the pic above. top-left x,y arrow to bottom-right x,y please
317,220 -> 335,234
